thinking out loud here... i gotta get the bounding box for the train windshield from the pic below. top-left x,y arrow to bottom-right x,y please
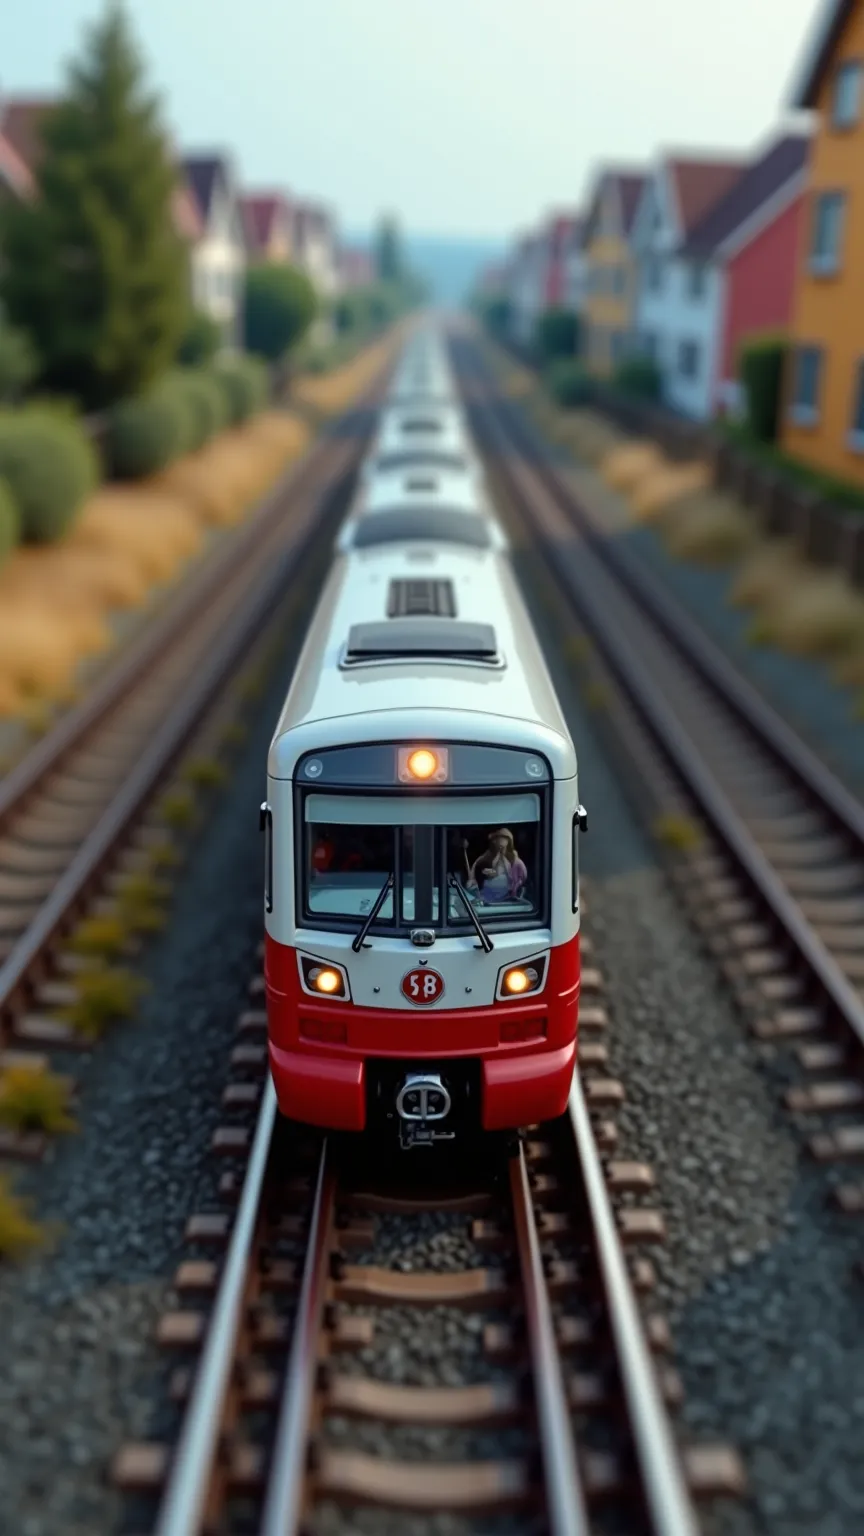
303,794 -> 543,933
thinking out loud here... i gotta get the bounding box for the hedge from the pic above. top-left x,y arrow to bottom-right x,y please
105,390 -> 187,480
612,356 -> 662,402
0,477 -> 20,567
213,356 -> 270,424
160,369 -> 229,453
740,336 -> 786,444
545,359 -> 594,408
0,409 -> 99,543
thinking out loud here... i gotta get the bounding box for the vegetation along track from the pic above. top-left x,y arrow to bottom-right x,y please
114,935 -> 743,1536
456,332 -> 864,1250
0,389 -> 381,1077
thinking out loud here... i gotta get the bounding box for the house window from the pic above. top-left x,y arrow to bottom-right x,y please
809,191 -> 846,273
641,332 -> 656,362
833,61 -> 863,128
848,360 -> 864,448
687,262 -> 707,299
645,256 -> 663,293
678,340 -> 701,380
789,345 -> 824,424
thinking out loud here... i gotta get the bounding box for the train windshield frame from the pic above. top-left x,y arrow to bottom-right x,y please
299,789 -> 548,936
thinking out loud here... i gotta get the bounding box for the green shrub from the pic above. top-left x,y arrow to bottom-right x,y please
740,335 -> 787,444
213,356 -> 270,425
613,356 -> 662,402
105,389 -> 186,479
161,369 -> 229,452
546,359 -> 594,408
0,477 -> 20,566
0,321 -> 38,404
535,307 -> 580,362
177,310 -> 223,366
0,408 -> 99,542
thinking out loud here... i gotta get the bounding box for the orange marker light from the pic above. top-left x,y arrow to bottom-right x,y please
407,748 -> 437,780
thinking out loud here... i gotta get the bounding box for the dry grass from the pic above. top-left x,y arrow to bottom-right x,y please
114,871 -> 170,933
0,411 -> 312,719
182,756 -> 228,790
728,541 -> 802,609
0,1177 -> 46,1260
559,411 -> 625,467
659,493 -> 759,566
67,914 -> 129,963
653,812 -> 703,851
157,786 -> 197,830
601,442 -> 666,493
729,540 -> 864,658
629,463 -> 713,523
62,968 -> 147,1040
292,333 -> 401,415
0,1064 -> 77,1135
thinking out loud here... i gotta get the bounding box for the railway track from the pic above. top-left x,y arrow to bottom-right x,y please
457,333 -> 864,1232
116,937 -> 742,1536
0,396 -> 379,1074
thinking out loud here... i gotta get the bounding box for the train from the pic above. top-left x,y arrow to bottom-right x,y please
262,326 -> 585,1150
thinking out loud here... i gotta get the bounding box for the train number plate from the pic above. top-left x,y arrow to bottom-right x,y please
401,968 -> 445,1005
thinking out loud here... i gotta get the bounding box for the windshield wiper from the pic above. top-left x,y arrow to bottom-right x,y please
352,873 -> 395,953
448,873 -> 494,953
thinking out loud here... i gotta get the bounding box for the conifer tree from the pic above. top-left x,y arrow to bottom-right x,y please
0,2 -> 189,408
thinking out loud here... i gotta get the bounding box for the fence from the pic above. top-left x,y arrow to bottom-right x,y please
496,333 -> 864,589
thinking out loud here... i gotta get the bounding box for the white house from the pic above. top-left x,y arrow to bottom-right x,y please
631,153 -> 745,418
508,231 -> 546,347
292,202 -> 341,301
181,154 -> 247,349
562,216 -> 587,317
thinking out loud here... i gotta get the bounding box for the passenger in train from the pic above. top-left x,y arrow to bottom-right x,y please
467,829 -> 528,904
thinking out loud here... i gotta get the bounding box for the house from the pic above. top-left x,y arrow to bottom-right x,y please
581,168 -> 646,376
680,133 -> 810,417
0,131 -> 33,200
181,155 -> 246,348
508,231 -> 546,346
339,247 -> 375,290
240,193 -> 295,264
631,152 -> 746,417
542,212 -> 584,312
291,201 -> 341,299
781,0 -> 864,485
561,215 -> 587,319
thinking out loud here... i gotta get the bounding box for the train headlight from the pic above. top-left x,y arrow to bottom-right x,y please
398,746 -> 449,783
299,955 -> 349,999
496,955 -> 548,1001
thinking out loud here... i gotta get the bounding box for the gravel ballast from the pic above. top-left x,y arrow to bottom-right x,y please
0,623 -> 308,1536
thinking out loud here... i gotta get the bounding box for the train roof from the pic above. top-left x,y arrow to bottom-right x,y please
269,542 -> 575,775
358,466 -> 490,515
360,447 -> 477,478
373,407 -> 469,460
335,507 -> 508,554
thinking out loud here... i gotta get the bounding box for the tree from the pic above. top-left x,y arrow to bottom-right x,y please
0,2 -> 188,410
373,215 -> 405,286
0,320 -> 38,403
244,264 -> 317,361
613,355 -> 662,402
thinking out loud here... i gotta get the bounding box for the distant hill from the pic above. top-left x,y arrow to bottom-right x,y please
345,233 -> 507,307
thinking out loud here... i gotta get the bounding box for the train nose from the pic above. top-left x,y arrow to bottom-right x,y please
395,1072 -> 455,1149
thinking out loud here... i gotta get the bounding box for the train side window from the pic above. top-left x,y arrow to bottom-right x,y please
260,802 -> 273,914
572,805 -> 587,913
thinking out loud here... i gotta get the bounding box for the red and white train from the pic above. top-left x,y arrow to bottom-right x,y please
262,328 -> 585,1149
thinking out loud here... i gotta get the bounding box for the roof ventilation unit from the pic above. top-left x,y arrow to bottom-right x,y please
387,578 -> 457,618
342,618 -> 500,667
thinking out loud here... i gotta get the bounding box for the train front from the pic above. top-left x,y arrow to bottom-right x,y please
263,732 -> 583,1149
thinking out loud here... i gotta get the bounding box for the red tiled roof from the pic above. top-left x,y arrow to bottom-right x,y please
0,130 -> 34,197
0,98 -> 53,173
680,133 -> 811,259
667,156 -> 748,236
240,194 -> 286,252
172,181 -> 204,241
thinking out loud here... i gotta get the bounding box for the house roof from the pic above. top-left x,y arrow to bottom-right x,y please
666,156 -> 747,236
583,168 -> 647,243
0,98 -> 53,173
790,0 -> 855,108
181,155 -> 232,224
680,133 -> 810,259
0,131 -> 34,197
172,181 -> 204,241
240,193 -> 291,252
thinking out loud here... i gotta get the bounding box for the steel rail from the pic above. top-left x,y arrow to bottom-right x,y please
259,1143 -> 336,1536
0,445 -> 357,1016
155,1081 -> 278,1536
509,1144 -> 591,1536
470,386 -> 864,1049
569,1076 -> 700,1536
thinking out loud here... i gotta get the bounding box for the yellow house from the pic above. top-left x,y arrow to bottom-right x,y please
782,0 -> 864,484
581,168 -> 646,376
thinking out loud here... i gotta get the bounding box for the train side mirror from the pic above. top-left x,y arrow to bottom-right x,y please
576,806 -> 587,833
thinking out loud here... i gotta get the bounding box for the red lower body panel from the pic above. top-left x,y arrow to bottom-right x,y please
265,934 -> 579,1132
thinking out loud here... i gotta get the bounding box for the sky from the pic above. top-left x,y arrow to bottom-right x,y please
3,0 -> 822,241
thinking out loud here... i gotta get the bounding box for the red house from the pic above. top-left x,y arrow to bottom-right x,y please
679,131 -> 811,414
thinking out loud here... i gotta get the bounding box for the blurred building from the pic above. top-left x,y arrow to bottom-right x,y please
339,246 -> 375,291
291,202 -> 341,299
782,0 -> 864,484
581,168 -> 646,375
181,154 -> 246,350
240,192 -> 295,263
631,152 -> 746,416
